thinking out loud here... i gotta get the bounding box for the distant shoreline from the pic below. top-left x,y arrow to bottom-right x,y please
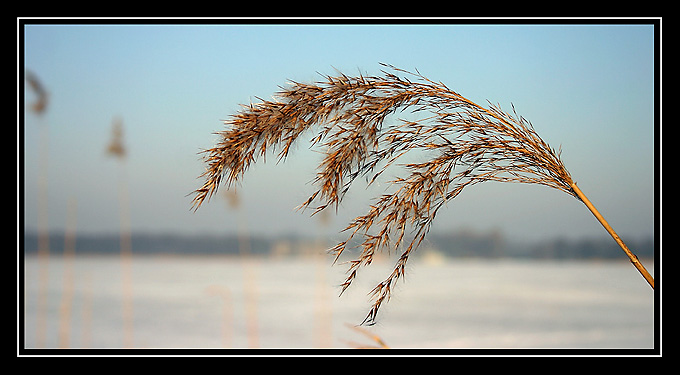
20,231 -> 656,261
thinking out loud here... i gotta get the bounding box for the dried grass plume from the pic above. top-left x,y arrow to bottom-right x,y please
106,116 -> 126,159
26,70 -> 48,115
192,64 -> 653,324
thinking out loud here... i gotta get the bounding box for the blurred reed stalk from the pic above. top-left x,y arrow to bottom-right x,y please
192,64 -> 654,325
106,117 -> 134,347
58,198 -> 77,348
225,190 -> 259,348
26,71 -> 49,347
314,210 -> 333,348
344,323 -> 389,349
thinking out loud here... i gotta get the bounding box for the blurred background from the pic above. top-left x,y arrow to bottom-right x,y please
20,20 -> 657,351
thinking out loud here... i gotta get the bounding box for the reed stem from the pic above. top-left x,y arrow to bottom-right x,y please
570,182 -> 654,289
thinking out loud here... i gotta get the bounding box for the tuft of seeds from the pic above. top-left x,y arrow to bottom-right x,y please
26,71 -> 48,115
192,64 -> 576,324
106,116 -> 127,159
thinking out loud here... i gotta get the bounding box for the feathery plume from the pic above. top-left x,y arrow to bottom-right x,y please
26,70 -> 48,115
192,64 -> 653,324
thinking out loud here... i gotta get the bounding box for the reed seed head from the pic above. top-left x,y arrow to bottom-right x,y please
192,64 -> 575,324
26,70 -> 48,115
106,116 -> 126,159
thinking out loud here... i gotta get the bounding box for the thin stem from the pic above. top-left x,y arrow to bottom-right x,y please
570,182 -> 654,289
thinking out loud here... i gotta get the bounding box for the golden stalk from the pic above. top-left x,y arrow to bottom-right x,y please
344,323 -> 390,349
58,198 -> 77,348
192,64 -> 654,324
570,183 -> 654,288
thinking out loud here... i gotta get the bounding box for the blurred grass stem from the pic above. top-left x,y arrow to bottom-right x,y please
107,117 -> 134,347
225,190 -> 259,348
27,70 -> 50,347
35,117 -> 49,348
58,198 -> 77,348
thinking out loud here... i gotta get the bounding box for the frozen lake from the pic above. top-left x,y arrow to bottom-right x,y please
21,253 -> 656,352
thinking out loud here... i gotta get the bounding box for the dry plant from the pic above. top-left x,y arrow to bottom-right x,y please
26,70 -> 50,347
26,70 -> 48,115
106,116 -> 126,158
106,116 -> 135,347
58,198 -> 78,348
192,64 -> 654,325
344,323 -> 389,349
222,189 -> 260,348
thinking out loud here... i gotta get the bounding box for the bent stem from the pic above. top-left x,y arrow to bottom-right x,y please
570,182 -> 654,289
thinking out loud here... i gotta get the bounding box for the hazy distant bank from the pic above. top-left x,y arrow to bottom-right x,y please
21,231 -> 655,260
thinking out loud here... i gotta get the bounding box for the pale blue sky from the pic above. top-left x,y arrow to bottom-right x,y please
21,20 -> 657,242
